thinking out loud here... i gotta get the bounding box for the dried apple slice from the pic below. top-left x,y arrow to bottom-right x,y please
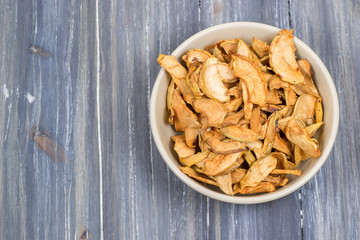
184,127 -> 199,148
272,152 -> 290,169
206,137 -> 247,154
236,39 -> 251,56
220,125 -> 258,143
172,89 -> 201,131
173,77 -> 195,104
240,81 -> 253,119
182,49 -> 212,68
213,45 -> 226,62
217,63 -> 237,82
193,98 -> 227,127
269,29 -> 304,84
237,39 -> 267,71
267,89 -> 282,105
294,145 -> 302,167
157,54 -> 188,79
240,154 -> 277,188
235,182 -> 276,195
252,37 -> 270,58
285,88 -> 298,106
172,135 -> 195,159
180,150 -> 210,166
199,58 -> 234,102
258,121 -> 268,140
284,118 -> 320,158
250,106 -> 262,135
273,88 -> 296,117
238,119 -> 250,128
271,169 -> 302,176
222,97 -> 243,113
167,79 -> 175,124
179,166 -> 218,186
186,63 -> 204,98
263,175 -> 288,187
291,59 -> 320,97
220,39 -> 239,55
276,176 -> 289,187
246,140 -> 265,159
243,150 -> 256,166
204,152 -> 242,176
221,110 -> 245,127
195,151 -> 217,169
198,133 -> 210,153
262,112 -> 280,154
261,104 -> 285,113
205,40 -> 225,53
221,156 -> 245,175
262,72 -> 275,83
277,116 -> 294,131
231,168 -> 247,184
292,94 -> 317,125
315,97 -> 323,123
268,75 -> 290,90
215,173 -> 234,195
232,55 -> 267,106
227,87 -> 241,98
306,122 -> 324,138
273,133 -> 292,155
203,128 -> 226,141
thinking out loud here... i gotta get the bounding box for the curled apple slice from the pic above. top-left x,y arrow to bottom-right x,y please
220,125 -> 258,143
204,152 -> 243,176
157,54 -> 188,79
235,182 -> 276,195
172,135 -> 195,159
206,137 -> 247,155
182,49 -> 212,68
193,98 -> 227,127
179,166 -> 217,186
231,168 -> 247,184
167,79 -> 175,124
292,94 -> 317,125
269,29 -> 304,84
252,37 -> 270,58
232,55 -> 267,106
172,89 -> 200,131
199,58 -> 236,102
215,173 -> 234,195
240,154 -> 277,188
284,118 -> 320,158
291,59 -> 320,97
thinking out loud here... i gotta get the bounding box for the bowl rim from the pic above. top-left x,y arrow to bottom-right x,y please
150,22 -> 339,204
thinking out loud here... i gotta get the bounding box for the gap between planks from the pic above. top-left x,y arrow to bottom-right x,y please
95,0 -> 104,239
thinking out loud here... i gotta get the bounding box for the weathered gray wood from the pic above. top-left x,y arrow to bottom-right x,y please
290,0 -> 360,239
0,0 -> 101,239
0,0 -> 359,239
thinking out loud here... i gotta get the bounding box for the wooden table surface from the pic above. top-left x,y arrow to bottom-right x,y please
0,0 -> 359,239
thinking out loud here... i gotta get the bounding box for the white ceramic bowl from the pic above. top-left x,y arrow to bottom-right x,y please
150,22 -> 339,204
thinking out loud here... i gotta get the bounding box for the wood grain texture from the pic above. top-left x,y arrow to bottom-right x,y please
0,0 -> 359,239
290,0 -> 360,239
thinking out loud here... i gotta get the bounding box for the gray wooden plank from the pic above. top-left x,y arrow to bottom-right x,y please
0,0 -> 102,239
290,0 -> 360,239
98,0 -> 211,239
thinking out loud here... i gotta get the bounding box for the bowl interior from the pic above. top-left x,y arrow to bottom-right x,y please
150,22 -> 339,204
